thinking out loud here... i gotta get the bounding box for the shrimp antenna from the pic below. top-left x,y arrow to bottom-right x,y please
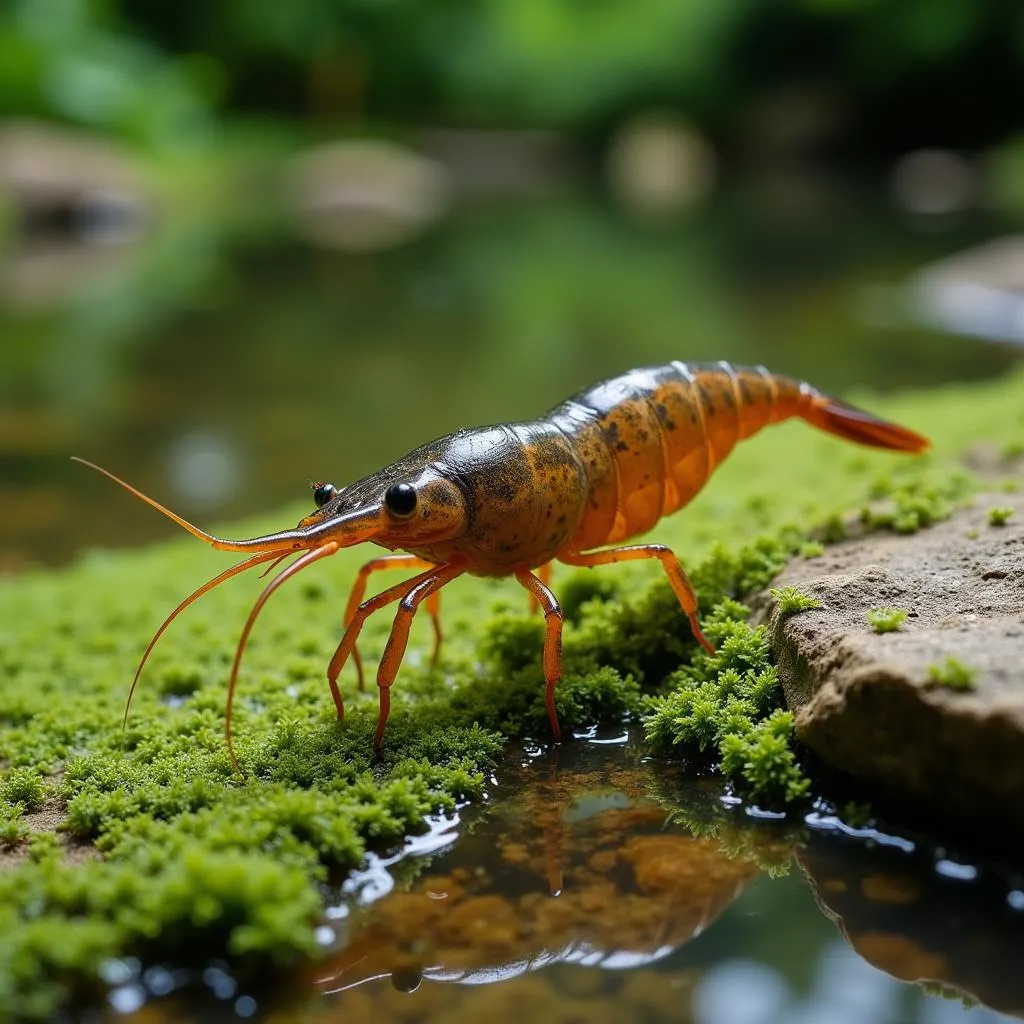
122,550 -> 283,738
71,457 -> 305,553
224,542 -> 340,774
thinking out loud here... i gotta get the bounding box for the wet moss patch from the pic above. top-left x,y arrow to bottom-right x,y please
1,367 -> 1022,1017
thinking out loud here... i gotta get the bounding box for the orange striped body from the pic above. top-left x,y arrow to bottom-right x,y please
405,361 -> 925,576
547,361 -> 800,551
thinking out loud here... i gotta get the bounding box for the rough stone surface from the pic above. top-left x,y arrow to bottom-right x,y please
753,492 -> 1024,833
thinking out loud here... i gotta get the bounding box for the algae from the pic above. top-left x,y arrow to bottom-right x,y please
769,586 -> 822,615
926,657 -> 977,692
1,366 -> 1023,1018
866,607 -> 909,634
987,505 -> 1014,526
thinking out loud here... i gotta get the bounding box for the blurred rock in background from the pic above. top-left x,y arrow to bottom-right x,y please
284,139 -> 452,252
910,236 -> 1024,346
605,112 -> 716,218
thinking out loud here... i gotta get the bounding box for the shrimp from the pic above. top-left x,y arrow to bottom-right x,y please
74,361 -> 928,770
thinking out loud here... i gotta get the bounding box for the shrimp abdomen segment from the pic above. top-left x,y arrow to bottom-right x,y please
552,369 -> 668,545
554,361 -> 928,554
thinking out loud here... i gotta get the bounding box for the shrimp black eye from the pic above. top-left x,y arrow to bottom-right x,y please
312,482 -> 337,509
384,483 -> 417,518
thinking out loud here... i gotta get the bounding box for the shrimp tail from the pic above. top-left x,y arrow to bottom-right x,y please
801,394 -> 930,453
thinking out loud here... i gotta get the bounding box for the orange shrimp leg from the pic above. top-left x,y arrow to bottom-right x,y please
343,555 -> 441,691
515,568 -> 564,743
527,562 -> 553,615
560,545 -> 715,656
374,563 -> 465,751
326,562 -> 459,723
425,588 -> 443,669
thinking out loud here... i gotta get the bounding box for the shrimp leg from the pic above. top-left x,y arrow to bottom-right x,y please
374,562 -> 465,750
327,562 -> 460,726
560,545 -> 715,656
527,562 -> 553,616
515,568 -> 564,742
343,555 -> 442,691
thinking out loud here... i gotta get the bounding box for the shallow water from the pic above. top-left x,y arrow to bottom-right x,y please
106,732 -> 1024,1023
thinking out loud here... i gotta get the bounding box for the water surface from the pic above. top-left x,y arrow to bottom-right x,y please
110,733 -> 1024,1023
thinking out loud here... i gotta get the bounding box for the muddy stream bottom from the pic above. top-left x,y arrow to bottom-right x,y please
108,732 -> 1024,1024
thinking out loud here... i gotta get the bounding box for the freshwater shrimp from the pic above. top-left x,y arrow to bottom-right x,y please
75,361 -> 928,770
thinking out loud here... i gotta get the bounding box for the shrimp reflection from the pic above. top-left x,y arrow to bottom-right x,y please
311,745 -> 757,1001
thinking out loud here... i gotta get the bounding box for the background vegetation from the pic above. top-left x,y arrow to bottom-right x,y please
2,0 -> 1023,154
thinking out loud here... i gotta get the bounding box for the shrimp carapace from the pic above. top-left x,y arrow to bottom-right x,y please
75,361 -> 929,771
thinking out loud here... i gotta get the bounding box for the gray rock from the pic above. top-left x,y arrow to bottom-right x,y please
755,493 -> 1024,831
0,119 -> 149,242
283,139 -> 452,252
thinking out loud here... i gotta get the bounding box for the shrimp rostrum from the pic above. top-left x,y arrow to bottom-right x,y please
76,361 -> 928,769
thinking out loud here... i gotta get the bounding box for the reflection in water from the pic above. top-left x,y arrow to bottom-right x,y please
101,737 -> 1024,1021
163,737 -> 1019,1024
801,839 -> 1024,1020
313,747 -> 754,1002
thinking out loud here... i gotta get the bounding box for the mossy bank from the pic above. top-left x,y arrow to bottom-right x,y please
1,367 -> 1022,1019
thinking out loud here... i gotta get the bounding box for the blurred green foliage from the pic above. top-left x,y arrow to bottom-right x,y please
1,0 -> 1022,149
0,0 -> 215,148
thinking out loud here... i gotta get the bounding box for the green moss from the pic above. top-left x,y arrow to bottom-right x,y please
1,767 -> 47,812
918,980 -> 979,1009
644,600 -> 811,806
1,366 -> 1022,1017
0,803 -> 29,848
860,480 -> 960,535
799,541 -> 825,559
652,770 -> 804,876
719,711 -> 810,805
556,574 -> 620,624
769,586 -> 821,615
926,657 -> 977,692
817,513 -> 848,545
987,505 -> 1014,526
866,607 -> 908,634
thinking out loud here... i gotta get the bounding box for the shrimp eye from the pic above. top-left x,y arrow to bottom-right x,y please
384,483 -> 417,518
312,482 -> 337,509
